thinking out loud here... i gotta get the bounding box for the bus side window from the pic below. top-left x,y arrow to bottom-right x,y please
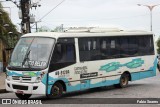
51,44 -> 63,63
79,38 -> 101,61
119,37 -> 129,58
100,37 -> 120,59
49,38 -> 76,71
51,43 -> 76,63
138,35 -> 154,55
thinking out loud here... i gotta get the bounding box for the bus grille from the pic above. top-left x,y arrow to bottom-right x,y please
12,76 -> 32,82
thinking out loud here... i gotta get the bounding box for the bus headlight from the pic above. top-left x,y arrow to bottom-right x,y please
6,76 -> 10,81
35,72 -> 46,83
36,77 -> 41,83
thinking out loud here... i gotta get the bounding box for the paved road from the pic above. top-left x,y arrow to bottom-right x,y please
1,73 -> 160,107
0,73 -> 5,90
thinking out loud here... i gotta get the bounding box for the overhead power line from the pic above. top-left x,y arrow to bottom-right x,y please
45,11 -> 160,23
41,13 -> 152,23
31,0 -> 65,28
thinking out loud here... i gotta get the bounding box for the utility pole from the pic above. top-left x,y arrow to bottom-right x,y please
20,0 -> 31,34
34,21 -> 41,32
6,0 -> 41,33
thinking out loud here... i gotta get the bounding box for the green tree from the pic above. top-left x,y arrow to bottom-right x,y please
0,3 -> 18,48
157,38 -> 160,54
51,26 -> 63,32
38,26 -> 50,32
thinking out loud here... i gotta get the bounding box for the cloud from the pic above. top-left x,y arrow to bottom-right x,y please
2,0 -> 160,39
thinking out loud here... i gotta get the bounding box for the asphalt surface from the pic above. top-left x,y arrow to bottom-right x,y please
1,73 -> 160,107
0,73 -> 6,91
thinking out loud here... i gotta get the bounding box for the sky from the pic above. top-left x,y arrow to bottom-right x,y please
1,0 -> 160,40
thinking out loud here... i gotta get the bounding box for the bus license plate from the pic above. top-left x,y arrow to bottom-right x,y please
16,90 -> 23,94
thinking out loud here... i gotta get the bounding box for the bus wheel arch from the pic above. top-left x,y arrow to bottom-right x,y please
55,80 -> 66,92
115,71 -> 131,88
47,80 -> 66,98
122,71 -> 131,81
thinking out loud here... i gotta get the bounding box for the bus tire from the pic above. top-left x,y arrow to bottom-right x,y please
115,73 -> 129,88
15,93 -> 32,100
49,82 -> 63,98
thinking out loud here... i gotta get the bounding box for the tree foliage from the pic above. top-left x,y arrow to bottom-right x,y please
0,3 -> 18,48
157,37 -> 160,54
38,26 -> 50,32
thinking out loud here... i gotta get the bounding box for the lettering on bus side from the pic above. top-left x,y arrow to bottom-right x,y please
74,66 -> 88,74
55,70 -> 70,77
80,72 -> 98,78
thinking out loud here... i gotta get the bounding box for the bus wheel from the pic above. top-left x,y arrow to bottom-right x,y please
115,73 -> 129,88
50,82 -> 63,98
15,93 -> 32,100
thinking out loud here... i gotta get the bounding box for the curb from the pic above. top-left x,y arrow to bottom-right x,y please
0,89 -> 8,94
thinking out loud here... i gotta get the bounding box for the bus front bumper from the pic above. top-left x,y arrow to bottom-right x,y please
5,79 -> 46,95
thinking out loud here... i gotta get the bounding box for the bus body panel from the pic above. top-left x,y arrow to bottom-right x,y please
47,55 -> 157,94
5,70 -> 48,95
6,79 -> 46,94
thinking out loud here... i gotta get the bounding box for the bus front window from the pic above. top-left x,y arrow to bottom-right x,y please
9,37 -> 55,70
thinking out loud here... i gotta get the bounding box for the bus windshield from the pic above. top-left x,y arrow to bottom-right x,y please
8,37 -> 55,70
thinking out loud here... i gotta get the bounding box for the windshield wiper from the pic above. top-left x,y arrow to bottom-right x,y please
21,38 -> 35,68
22,50 -> 31,67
